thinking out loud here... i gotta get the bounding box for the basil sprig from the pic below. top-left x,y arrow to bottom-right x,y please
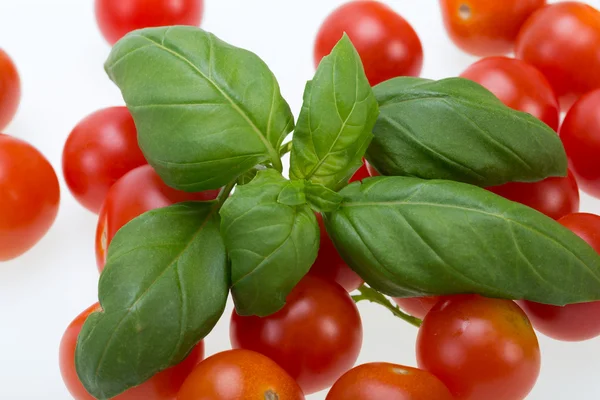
75,26 -> 600,399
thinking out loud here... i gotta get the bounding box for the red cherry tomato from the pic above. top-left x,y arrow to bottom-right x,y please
309,213 -> 363,292
417,295 -> 540,400
95,164 -> 219,271
177,349 -> 305,400
230,275 -> 363,395
520,213 -> 600,341
0,49 -> 20,130
516,2 -> 600,109
60,303 -> 204,400
440,0 -> 546,56
95,0 -> 204,45
460,56 -> 559,130
393,296 -> 441,320
326,362 -> 454,400
560,89 -> 600,198
314,0 -> 423,86
349,163 -> 371,183
365,161 -> 380,177
487,169 -> 579,220
63,107 -> 147,214
0,135 -> 60,261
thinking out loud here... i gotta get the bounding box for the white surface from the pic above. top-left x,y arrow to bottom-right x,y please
1,0 -> 600,399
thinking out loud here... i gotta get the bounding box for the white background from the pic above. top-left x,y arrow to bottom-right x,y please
1,0 -> 600,398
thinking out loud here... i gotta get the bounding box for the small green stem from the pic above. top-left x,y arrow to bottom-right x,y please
353,285 -> 422,328
279,141 -> 293,157
215,180 -> 237,209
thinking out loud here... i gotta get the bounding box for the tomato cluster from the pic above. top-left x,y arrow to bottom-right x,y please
1,0 -> 599,399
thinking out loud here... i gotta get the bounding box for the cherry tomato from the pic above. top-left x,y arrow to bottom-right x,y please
460,56 -> 559,130
176,349 -> 305,400
393,296 -> 441,320
60,303 -> 204,400
230,275 -> 363,395
560,89 -> 600,198
487,169 -> 579,220
314,1 -> 423,86
349,163 -> 371,183
326,362 -> 454,400
95,0 -> 204,45
0,49 -> 20,130
309,213 -> 363,292
96,164 -> 219,271
63,107 -> 147,214
417,295 -> 540,400
440,0 -> 545,56
516,2 -> 600,109
519,213 -> 600,342
0,135 -> 60,261
365,161 -> 380,177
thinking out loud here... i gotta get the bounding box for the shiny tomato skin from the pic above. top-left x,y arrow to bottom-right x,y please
417,295 -> 540,400
520,213 -> 600,341
560,89 -> 600,198
176,349 -> 305,400
487,169 -> 579,220
95,164 -> 220,271
0,135 -> 60,261
309,213 -> 363,292
326,362 -> 454,400
0,49 -> 20,130
63,107 -> 147,214
516,2 -> 600,109
60,303 -> 205,400
230,275 -> 363,395
440,0 -> 545,56
393,296 -> 441,320
314,1 -> 423,86
460,56 -> 559,130
349,163 -> 371,183
365,161 -> 380,177
95,0 -> 204,45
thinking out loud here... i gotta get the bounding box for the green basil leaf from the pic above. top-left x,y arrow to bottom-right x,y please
105,26 -> 294,191
305,181 -> 343,213
367,77 -> 567,186
325,177 -> 600,305
76,202 -> 228,399
290,34 -> 379,190
277,180 -> 307,206
221,170 -> 319,316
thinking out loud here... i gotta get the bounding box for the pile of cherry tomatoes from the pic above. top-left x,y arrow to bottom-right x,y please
1,0 -> 600,399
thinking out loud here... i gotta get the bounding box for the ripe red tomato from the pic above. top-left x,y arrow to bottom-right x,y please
0,49 -> 20,130
487,169 -> 580,220
63,107 -> 147,214
60,303 -> 204,400
365,161 -> 380,177
326,362 -> 454,400
314,1 -> 423,86
440,0 -> 545,56
95,0 -> 204,45
95,164 -> 220,271
309,213 -> 363,292
519,213 -> 600,342
417,295 -> 540,400
177,349 -> 305,400
230,275 -> 363,395
349,163 -> 371,183
393,296 -> 441,319
0,135 -> 60,261
460,56 -> 559,130
560,89 -> 600,198
516,2 -> 600,109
